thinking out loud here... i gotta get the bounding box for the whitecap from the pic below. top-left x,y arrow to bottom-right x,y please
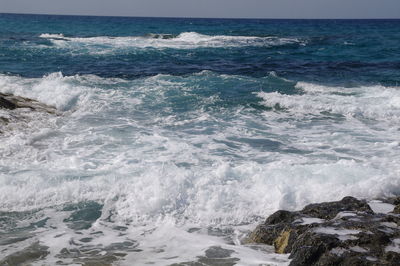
38,31 -> 305,53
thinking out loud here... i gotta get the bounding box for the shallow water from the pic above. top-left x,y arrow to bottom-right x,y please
0,14 -> 399,265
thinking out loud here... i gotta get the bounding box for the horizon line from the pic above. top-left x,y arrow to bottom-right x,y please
1,12 -> 399,20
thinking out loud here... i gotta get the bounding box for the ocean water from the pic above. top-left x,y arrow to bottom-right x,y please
0,14 -> 400,265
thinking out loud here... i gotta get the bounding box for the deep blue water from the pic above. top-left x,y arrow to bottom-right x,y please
1,14 -> 399,85
1,14 -> 400,265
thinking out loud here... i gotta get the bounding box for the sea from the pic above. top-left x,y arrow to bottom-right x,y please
0,14 -> 399,265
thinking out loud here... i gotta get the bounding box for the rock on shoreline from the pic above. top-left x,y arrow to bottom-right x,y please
0,92 -> 56,114
0,92 -> 57,133
249,196 -> 400,265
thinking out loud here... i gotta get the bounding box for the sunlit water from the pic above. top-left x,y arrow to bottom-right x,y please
0,14 -> 399,265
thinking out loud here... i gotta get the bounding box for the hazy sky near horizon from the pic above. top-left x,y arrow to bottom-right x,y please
1,0 -> 399,19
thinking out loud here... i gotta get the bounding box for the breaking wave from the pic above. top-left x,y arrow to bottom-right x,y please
257,82 -> 400,123
39,32 -> 305,51
1,72 -> 399,265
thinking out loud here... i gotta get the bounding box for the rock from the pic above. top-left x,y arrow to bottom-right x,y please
289,232 -> 340,266
0,95 -> 17,110
301,196 -> 373,219
393,205 -> 400,214
0,92 -> 58,133
249,196 -> 400,266
391,198 -> 400,214
0,92 -> 56,114
0,117 -> 10,123
249,210 -> 302,246
274,229 -> 292,254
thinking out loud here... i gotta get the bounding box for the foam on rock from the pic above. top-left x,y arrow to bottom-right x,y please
0,92 -> 58,134
0,92 -> 57,113
249,196 -> 400,265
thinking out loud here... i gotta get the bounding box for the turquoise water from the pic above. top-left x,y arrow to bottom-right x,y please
0,14 -> 400,265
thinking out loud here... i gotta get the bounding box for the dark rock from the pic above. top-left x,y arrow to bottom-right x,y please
0,92 -> 58,134
0,95 -> 17,110
289,232 -> 340,265
0,92 -> 56,113
249,196 -> 400,266
384,196 -> 400,206
300,196 -> 373,220
393,204 -> 400,214
249,210 -> 302,247
266,210 -> 299,225
0,117 -> 9,124
383,251 -> 400,265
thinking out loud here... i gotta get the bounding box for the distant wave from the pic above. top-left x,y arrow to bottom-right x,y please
39,32 -> 305,50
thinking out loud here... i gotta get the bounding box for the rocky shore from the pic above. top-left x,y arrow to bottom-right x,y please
0,92 -> 56,113
0,92 -> 57,133
249,196 -> 400,265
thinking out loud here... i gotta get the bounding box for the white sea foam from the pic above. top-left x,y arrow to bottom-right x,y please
314,227 -> 360,241
295,217 -> 325,225
39,33 -> 65,39
1,72 -> 400,264
385,238 -> 400,253
368,200 -> 395,214
257,82 -> 400,122
39,32 -> 304,52
349,246 -> 368,253
0,72 -> 92,111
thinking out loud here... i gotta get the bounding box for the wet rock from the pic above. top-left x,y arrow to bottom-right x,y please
0,95 -> 17,110
249,196 -> 400,266
0,92 -> 58,134
392,198 -> 400,215
0,92 -> 56,113
0,117 -> 9,123
250,210 -> 302,247
289,232 -> 340,266
301,196 -> 373,219
393,205 -> 400,214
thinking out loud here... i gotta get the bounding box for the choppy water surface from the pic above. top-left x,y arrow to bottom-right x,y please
0,14 -> 400,265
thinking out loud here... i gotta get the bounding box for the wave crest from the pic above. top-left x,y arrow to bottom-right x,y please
257,82 -> 400,122
39,32 -> 305,51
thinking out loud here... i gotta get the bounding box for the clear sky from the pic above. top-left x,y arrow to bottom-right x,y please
1,0 -> 399,19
